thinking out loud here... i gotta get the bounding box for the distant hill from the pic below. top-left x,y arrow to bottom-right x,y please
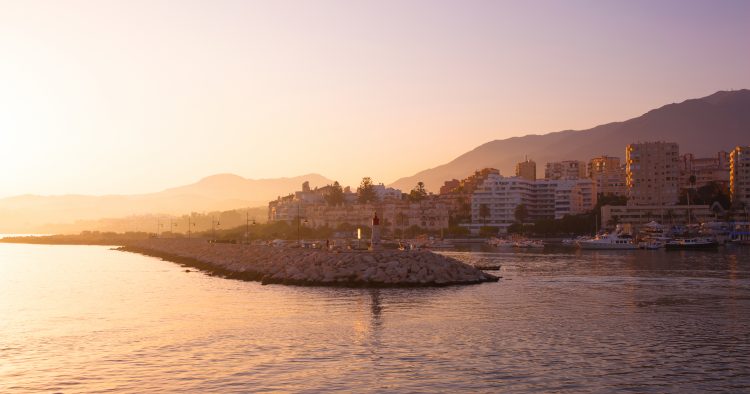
0,173 -> 332,233
390,89 -> 750,192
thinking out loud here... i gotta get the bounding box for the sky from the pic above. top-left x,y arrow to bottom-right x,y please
1,0 -> 749,197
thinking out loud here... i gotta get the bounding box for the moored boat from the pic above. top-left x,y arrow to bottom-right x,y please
665,237 -> 718,250
578,231 -> 638,250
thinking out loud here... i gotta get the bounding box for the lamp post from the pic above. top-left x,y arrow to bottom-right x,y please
187,217 -> 196,239
212,216 -> 220,241
170,219 -> 178,237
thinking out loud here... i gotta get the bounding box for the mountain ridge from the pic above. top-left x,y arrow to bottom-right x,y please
390,89 -> 750,192
0,173 -> 333,232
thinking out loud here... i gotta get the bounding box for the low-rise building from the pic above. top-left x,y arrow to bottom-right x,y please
269,183 -> 448,234
600,204 -> 714,229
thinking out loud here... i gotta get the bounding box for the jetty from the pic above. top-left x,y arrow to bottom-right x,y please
119,239 -> 499,287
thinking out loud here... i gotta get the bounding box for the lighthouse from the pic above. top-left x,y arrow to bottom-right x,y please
370,212 -> 381,251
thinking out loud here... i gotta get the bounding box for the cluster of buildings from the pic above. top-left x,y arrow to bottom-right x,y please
268,181 -> 450,235
268,143 -> 750,235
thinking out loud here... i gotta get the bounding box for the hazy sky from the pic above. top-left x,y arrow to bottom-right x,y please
1,0 -> 749,197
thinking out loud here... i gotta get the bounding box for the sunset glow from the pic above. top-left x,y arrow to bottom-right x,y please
2,0 -> 749,197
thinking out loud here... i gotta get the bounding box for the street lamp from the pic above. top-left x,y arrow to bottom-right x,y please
187,216 -> 196,239
212,216 -> 220,241
170,219 -> 178,237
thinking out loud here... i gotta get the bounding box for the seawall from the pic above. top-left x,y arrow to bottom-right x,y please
119,239 -> 499,288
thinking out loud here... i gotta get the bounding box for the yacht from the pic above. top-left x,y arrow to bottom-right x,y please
577,231 -> 638,250
664,237 -> 719,250
513,239 -> 544,249
729,222 -> 750,245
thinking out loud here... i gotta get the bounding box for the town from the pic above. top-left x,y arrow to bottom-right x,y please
268,142 -> 750,249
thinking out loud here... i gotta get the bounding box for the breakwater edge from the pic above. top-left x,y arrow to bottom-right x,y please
118,239 -> 499,287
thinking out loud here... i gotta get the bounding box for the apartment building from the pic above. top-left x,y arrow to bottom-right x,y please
544,160 -> 586,180
515,159 -> 537,181
730,146 -> 750,207
588,155 -> 627,197
467,174 -> 596,233
626,141 -> 680,205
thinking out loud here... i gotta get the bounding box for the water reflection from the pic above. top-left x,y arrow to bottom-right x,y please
1,244 -> 749,393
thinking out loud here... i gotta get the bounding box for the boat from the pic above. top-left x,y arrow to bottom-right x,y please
487,237 -> 514,248
577,228 -> 638,250
562,236 -> 591,247
729,222 -> 750,245
665,237 -> 719,250
639,239 -> 664,250
513,239 -> 544,249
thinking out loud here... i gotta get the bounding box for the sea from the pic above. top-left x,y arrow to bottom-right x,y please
1,240 -> 749,393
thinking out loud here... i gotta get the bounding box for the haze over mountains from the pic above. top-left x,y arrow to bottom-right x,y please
0,174 -> 332,233
3,89 -> 748,233
390,89 -> 750,192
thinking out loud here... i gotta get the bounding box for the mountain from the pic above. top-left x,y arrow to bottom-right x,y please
0,173 -> 332,233
390,89 -> 750,192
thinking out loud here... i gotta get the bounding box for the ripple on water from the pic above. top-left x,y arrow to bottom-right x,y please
1,244 -> 749,392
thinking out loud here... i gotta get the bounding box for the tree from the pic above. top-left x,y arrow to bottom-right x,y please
514,204 -> 529,224
408,181 -> 428,202
325,181 -> 345,206
479,203 -> 490,224
357,177 -> 377,203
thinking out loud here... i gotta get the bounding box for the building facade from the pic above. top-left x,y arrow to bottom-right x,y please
467,174 -> 596,233
601,204 -> 714,229
626,141 -> 680,205
545,160 -> 586,180
269,183 -> 449,234
515,159 -> 537,181
679,151 -> 730,189
730,146 -> 750,207
588,155 -> 627,197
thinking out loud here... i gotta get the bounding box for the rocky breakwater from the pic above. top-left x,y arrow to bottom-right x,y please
118,239 -> 499,287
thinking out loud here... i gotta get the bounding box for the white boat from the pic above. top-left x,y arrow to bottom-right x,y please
487,237 -> 515,248
577,232 -> 638,250
639,239 -> 664,250
513,239 -> 544,249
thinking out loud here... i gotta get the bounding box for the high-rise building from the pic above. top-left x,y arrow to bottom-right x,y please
730,146 -> 750,207
515,158 -> 536,181
626,142 -> 680,206
588,156 -> 627,197
679,151 -> 730,189
544,160 -> 586,180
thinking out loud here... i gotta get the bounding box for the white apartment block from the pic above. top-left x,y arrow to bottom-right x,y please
468,174 -> 596,233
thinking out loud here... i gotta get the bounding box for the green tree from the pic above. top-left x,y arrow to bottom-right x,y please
408,181 -> 428,202
478,203 -> 490,224
357,177 -> 377,203
514,204 -> 529,224
325,181 -> 345,206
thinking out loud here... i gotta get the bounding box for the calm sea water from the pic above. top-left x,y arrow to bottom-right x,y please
1,243 -> 749,393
